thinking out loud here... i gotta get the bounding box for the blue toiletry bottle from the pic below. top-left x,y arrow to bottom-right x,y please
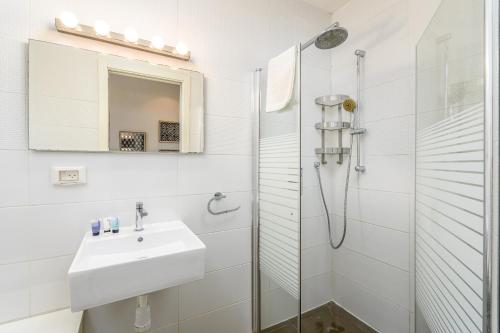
91,219 -> 101,236
111,217 -> 120,233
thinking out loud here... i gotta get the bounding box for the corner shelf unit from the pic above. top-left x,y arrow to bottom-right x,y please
314,94 -> 351,164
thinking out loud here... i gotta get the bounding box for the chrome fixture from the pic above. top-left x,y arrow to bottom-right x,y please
135,202 -> 148,231
313,50 -> 367,250
353,49 -> 366,172
301,22 -> 348,51
313,96 -> 354,249
134,295 -> 151,332
314,99 -> 354,249
315,94 -> 351,164
207,192 -> 241,215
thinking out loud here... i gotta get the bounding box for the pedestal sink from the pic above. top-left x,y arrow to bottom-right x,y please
68,221 -> 206,311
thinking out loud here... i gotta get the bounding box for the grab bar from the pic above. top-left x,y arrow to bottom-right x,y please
207,192 -> 241,215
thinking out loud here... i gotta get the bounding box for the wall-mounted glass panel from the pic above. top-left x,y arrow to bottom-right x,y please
415,0 -> 485,332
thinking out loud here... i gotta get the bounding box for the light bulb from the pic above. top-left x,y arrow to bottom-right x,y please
151,36 -> 165,49
94,20 -> 110,36
124,27 -> 138,43
59,11 -> 78,28
175,42 -> 189,55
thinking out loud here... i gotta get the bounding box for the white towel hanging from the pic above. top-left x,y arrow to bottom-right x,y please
265,46 -> 297,112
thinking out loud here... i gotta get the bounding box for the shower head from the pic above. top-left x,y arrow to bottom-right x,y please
314,26 -> 348,49
301,22 -> 349,51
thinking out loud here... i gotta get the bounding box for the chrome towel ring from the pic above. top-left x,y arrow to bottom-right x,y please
207,192 -> 241,215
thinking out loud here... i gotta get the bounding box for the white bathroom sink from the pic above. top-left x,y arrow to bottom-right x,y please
68,221 -> 206,311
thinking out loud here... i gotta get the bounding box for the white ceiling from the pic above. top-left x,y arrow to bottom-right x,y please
301,0 -> 350,13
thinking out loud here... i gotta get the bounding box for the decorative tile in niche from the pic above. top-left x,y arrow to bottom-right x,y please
159,121 -> 180,143
119,131 -> 146,152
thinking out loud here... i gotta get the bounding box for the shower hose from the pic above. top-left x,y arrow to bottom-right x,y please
314,122 -> 354,250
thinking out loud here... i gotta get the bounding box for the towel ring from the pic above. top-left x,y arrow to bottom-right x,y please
207,192 -> 241,215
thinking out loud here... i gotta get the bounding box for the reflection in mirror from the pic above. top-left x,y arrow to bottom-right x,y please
28,39 -> 204,153
108,73 -> 181,152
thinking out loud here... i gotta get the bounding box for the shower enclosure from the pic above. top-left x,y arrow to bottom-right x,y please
253,0 -> 498,331
253,22 -> 374,333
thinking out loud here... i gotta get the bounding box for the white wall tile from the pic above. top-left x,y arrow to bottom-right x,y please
301,244 -> 332,279
0,92 -> 27,149
363,76 -> 413,123
179,299 -> 251,333
83,295 -> 142,333
0,38 -> 28,94
0,262 -> 30,323
261,283 -> 298,329
105,154 -> 178,200
301,272 -> 333,312
332,247 -> 410,309
178,155 -> 251,195
0,206 -> 30,264
199,228 -> 251,272
302,215 -> 329,249
0,150 -> 28,207
340,218 -> 410,271
330,187 -> 410,232
84,287 -> 179,333
29,256 -> 72,315
301,186 -> 323,218
180,264 -> 251,320
363,115 -> 411,156
0,0 -> 29,40
204,76 -> 252,119
149,287 -> 181,330
332,270 -> 409,333
357,155 -> 410,193
204,115 -> 252,155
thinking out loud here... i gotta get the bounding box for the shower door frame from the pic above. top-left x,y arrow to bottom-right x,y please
483,0 -> 498,331
252,45 -> 303,333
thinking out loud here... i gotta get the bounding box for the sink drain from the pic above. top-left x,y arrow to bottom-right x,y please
137,236 -> 144,242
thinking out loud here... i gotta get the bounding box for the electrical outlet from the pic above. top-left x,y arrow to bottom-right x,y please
59,169 -> 79,182
51,167 -> 86,185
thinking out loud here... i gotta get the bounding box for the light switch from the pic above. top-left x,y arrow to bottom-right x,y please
51,167 -> 86,185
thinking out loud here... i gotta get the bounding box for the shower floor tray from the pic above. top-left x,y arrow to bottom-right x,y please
262,301 -> 377,333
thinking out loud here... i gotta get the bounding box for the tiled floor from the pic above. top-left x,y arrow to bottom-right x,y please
263,301 -> 377,333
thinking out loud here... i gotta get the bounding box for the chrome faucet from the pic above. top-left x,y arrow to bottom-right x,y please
135,202 -> 148,231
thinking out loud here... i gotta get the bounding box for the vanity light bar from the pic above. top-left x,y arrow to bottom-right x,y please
54,18 -> 191,61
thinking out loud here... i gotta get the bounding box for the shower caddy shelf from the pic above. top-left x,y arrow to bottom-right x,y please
314,94 -> 351,164
315,147 -> 350,155
314,121 -> 350,131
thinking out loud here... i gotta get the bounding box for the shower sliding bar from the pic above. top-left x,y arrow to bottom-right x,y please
353,49 -> 366,172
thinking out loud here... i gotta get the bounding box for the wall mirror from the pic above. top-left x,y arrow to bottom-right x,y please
28,39 -> 204,153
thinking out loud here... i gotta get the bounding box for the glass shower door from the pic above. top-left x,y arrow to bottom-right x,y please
415,0 -> 487,332
256,47 -> 301,333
